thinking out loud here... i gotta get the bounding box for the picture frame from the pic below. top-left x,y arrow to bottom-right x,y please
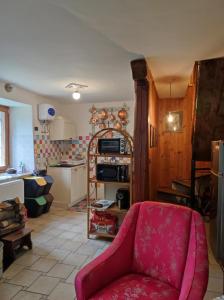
165,111 -> 183,132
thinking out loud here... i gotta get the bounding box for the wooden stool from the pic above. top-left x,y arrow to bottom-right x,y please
1,227 -> 33,270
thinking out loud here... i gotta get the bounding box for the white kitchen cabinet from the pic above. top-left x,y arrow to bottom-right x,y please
71,165 -> 87,203
0,179 -> 24,203
48,164 -> 87,208
50,116 -> 76,140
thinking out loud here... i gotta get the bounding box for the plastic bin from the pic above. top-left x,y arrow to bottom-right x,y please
0,241 -> 3,278
24,176 -> 47,198
34,169 -> 47,176
43,193 -> 54,213
42,176 -> 54,194
24,196 -> 47,218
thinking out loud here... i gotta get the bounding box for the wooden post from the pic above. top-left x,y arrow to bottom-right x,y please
131,59 -> 150,202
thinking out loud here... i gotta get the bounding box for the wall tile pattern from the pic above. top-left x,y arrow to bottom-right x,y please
34,132 -> 131,172
33,133 -> 91,169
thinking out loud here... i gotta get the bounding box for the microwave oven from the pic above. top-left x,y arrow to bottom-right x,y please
98,138 -> 126,154
96,164 -> 129,182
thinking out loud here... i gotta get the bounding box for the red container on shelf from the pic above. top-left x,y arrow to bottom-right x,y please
90,211 -> 117,235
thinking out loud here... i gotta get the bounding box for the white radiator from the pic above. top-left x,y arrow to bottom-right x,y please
0,179 -> 24,203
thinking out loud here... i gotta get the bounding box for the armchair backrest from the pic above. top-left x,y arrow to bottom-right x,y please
132,201 -> 208,293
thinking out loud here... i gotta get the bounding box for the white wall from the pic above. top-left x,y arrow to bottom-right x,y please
0,81 -> 135,137
0,81 -> 64,127
10,106 -> 34,172
0,81 -> 136,169
61,101 -> 135,137
0,81 -> 64,171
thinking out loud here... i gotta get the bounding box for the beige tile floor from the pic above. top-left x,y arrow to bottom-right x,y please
0,207 -> 110,300
0,206 -> 223,300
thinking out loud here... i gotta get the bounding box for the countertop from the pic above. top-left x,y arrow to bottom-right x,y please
0,172 -> 32,184
47,163 -> 86,169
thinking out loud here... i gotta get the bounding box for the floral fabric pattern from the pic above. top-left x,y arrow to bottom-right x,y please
75,201 -> 208,300
133,203 -> 192,290
90,273 -> 179,300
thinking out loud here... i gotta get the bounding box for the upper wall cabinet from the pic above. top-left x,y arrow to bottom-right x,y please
50,116 -> 76,140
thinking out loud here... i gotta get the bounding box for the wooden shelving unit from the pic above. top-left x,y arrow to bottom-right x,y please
87,128 -> 133,239
89,153 -> 131,158
88,232 -> 116,239
88,204 -> 128,215
89,179 -> 130,185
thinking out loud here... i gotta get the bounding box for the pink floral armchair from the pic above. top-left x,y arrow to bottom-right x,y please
75,201 -> 208,300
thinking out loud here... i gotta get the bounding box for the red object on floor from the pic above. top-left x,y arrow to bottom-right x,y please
75,201 -> 208,300
90,211 -> 117,235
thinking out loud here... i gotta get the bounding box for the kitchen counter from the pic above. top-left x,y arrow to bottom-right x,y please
47,163 -> 87,208
0,172 -> 32,184
48,163 -> 85,169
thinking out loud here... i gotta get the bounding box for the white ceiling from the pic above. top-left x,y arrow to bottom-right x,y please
0,0 -> 223,102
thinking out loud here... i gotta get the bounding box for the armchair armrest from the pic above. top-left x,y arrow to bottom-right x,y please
75,203 -> 140,300
179,211 -> 208,300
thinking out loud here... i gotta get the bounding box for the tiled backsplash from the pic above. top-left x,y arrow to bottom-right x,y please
34,133 -> 91,170
63,135 -> 90,160
34,132 -> 131,171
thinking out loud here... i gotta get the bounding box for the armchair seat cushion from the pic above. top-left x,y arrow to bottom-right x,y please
90,273 -> 179,300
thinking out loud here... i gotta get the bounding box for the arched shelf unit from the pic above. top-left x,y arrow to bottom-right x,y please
87,128 -> 133,239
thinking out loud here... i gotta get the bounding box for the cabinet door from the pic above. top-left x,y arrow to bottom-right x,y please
70,165 -> 87,206
71,167 -> 82,205
50,118 -> 75,140
50,118 -> 64,140
64,121 -> 75,140
47,168 -> 71,208
80,165 -> 87,197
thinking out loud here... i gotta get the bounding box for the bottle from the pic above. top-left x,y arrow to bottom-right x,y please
19,161 -> 25,173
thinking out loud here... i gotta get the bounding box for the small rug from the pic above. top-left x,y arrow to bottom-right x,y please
70,199 -> 87,213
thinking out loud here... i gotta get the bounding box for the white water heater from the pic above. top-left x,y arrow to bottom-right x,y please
38,104 -> 56,121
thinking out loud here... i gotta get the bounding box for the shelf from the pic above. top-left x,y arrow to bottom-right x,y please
89,153 -> 131,158
89,179 -> 130,185
106,205 -> 128,214
89,231 -> 116,239
88,204 -> 128,215
87,128 -> 133,241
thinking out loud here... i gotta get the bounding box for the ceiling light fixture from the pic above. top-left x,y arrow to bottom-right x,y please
167,113 -> 174,123
72,91 -> 81,100
65,82 -> 88,101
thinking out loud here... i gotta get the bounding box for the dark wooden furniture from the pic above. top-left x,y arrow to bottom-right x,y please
157,187 -> 191,206
1,227 -> 33,270
191,57 -> 224,208
193,58 -> 224,162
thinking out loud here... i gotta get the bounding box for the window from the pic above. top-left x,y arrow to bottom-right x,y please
0,106 -> 9,171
